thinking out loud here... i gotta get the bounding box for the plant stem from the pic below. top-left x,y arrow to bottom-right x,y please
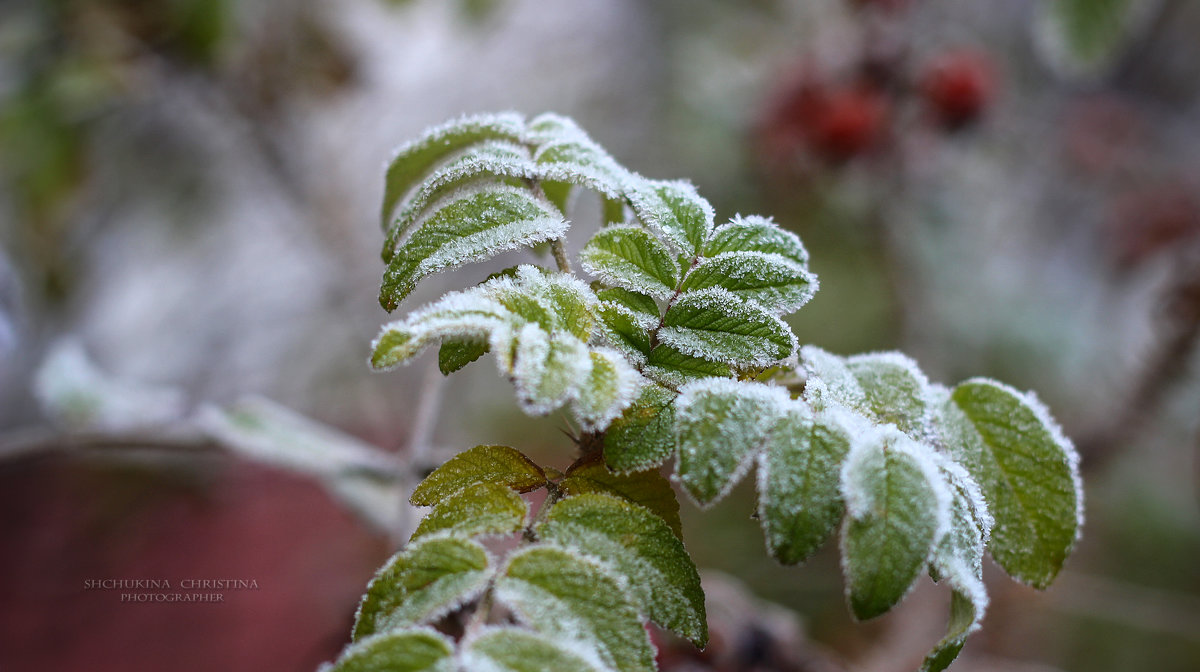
551,238 -> 573,274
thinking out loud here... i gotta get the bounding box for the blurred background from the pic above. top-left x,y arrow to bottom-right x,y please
1,0 -> 1199,670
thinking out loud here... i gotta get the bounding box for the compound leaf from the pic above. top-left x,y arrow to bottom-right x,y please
758,406 -> 853,565
940,379 -> 1082,589
411,482 -> 528,540
660,288 -> 796,367
352,536 -> 492,640
538,493 -> 707,647
512,327 -> 592,415
410,444 -> 546,507
326,628 -> 455,672
581,225 -> 680,300
675,378 -> 791,507
840,430 -> 948,620
495,545 -> 656,672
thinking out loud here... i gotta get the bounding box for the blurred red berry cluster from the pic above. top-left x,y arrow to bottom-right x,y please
755,0 -> 995,172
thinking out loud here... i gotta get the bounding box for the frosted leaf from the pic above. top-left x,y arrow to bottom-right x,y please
675,378 -> 792,507
602,383 -> 679,473
595,288 -> 659,328
380,184 -> 567,310
643,344 -> 733,388
495,545 -> 657,672
381,111 -> 527,228
538,493 -> 707,647
840,428 -> 950,620
845,351 -> 935,440
525,270 -> 600,340
625,178 -> 714,256
526,113 -> 630,200
921,457 -> 992,672
410,444 -> 547,506
571,348 -> 644,432
757,405 -> 852,565
438,338 -> 489,375
370,291 -> 512,371
580,225 -> 681,301
705,215 -> 810,267
197,397 -> 402,533
411,482 -> 528,541
352,534 -> 493,640
595,300 -> 652,363
799,345 -> 866,411
680,251 -> 817,314
559,458 -> 683,538
512,327 -> 592,416
383,140 -> 536,262
326,627 -> 455,672
940,379 -> 1083,588
462,626 -> 606,672
660,288 -> 797,367
34,339 -> 187,432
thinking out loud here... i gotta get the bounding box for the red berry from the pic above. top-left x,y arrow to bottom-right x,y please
808,85 -> 889,162
920,50 -> 995,129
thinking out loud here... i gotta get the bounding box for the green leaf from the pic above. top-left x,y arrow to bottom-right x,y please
327,628 -> 455,672
352,536 -> 492,640
523,270 -> 598,341
644,344 -> 733,388
675,379 -> 791,507
596,300 -> 652,361
380,184 -> 567,310
626,178 -> 714,257
758,406 -> 852,565
495,545 -> 657,672
572,348 -> 643,432
438,339 -> 488,375
463,627 -> 605,672
383,140 -> 534,262
526,113 -> 628,199
580,225 -> 680,300
512,327 -> 592,415
410,444 -> 547,507
845,352 -> 933,439
560,458 -> 683,538
922,460 -> 992,672
840,429 -> 947,620
941,379 -> 1082,589
705,215 -> 809,267
921,591 -> 980,672
680,251 -> 816,314
371,291 -> 511,371
660,288 -> 797,367
602,383 -> 679,473
380,112 -> 526,228
596,287 -> 660,326
411,482 -> 528,540
799,345 -> 866,412
539,493 -> 707,647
